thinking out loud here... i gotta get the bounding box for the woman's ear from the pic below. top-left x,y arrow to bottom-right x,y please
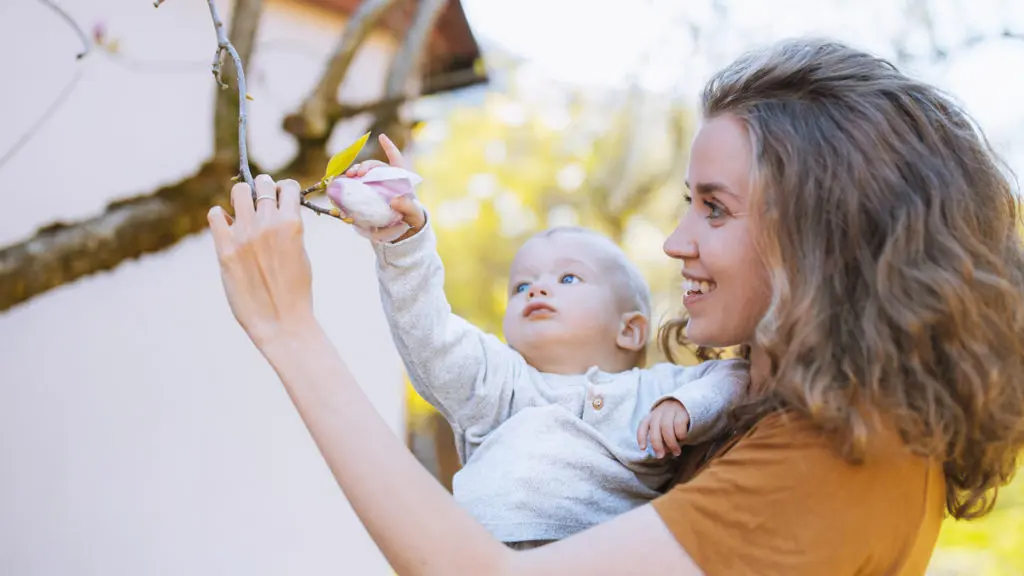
616,311 -> 649,352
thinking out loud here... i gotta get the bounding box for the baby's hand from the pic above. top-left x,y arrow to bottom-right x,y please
637,399 -> 691,458
340,134 -> 425,243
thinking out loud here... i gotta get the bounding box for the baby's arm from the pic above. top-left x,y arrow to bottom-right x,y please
645,359 -> 749,448
370,215 -> 530,441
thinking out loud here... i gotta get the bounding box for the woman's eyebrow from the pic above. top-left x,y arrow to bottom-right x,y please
685,180 -> 741,201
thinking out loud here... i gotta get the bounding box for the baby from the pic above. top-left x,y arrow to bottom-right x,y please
344,156 -> 748,549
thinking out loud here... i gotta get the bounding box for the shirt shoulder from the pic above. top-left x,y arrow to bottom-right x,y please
651,411 -> 945,575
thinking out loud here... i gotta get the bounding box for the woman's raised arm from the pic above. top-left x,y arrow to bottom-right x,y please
262,318 -> 700,576
207,174 -> 701,575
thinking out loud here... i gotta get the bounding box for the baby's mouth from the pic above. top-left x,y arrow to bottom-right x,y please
683,278 -> 717,296
523,302 -> 557,318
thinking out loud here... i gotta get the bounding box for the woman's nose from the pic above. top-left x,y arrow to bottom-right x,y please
663,221 -> 699,260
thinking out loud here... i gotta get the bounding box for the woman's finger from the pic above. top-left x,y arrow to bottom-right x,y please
379,134 -> 406,168
254,174 -> 278,217
277,179 -> 301,220
230,182 -> 256,227
207,205 -> 233,255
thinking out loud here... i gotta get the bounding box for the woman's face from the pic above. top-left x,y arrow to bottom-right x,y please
664,114 -> 772,347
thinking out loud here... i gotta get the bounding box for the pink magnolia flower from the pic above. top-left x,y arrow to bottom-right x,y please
326,166 -> 423,228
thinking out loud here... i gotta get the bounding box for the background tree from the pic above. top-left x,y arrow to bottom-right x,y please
0,0 -> 487,312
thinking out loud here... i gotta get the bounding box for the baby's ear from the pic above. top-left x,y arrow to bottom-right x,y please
616,311 -> 649,352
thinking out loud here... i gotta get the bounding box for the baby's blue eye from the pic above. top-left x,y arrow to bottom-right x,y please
560,274 -> 580,285
514,282 -> 529,294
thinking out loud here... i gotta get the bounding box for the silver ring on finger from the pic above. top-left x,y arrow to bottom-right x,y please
255,194 -> 277,203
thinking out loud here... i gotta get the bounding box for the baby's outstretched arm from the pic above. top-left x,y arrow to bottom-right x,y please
351,136 -> 532,450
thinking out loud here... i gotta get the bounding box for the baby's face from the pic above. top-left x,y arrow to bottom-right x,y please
502,233 -> 634,373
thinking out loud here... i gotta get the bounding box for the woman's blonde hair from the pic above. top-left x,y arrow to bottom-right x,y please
661,37 -> 1024,520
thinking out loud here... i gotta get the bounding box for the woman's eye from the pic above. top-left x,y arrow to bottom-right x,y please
514,282 -> 529,293
560,274 -> 580,285
704,200 -> 726,220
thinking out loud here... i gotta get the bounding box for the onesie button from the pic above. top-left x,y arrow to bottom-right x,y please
592,396 -> 604,410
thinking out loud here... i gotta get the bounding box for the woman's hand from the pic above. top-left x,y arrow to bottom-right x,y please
207,174 -> 316,349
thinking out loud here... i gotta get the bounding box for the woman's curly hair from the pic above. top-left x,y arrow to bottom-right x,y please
660,37 -> 1024,520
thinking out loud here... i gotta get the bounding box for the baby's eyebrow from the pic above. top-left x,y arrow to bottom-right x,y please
551,258 -> 599,274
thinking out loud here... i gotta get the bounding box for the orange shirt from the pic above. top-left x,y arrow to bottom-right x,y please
652,411 -> 945,575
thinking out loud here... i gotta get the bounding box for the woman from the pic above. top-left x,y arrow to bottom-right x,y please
207,38 -> 1024,574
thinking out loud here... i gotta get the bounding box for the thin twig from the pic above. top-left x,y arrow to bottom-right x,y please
1,0 -> 90,170
38,0 -> 90,59
302,182 -> 325,197
0,68 -> 84,171
299,180 -> 344,218
202,0 -> 255,194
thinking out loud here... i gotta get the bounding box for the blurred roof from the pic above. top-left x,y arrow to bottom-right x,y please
297,0 -> 488,95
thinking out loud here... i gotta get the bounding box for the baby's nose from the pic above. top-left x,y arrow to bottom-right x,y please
528,286 -> 549,298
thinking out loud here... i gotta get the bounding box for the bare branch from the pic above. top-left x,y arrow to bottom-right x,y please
0,0 -> 91,171
362,0 -> 448,160
619,105 -> 689,215
200,0 -> 261,192
893,0 -> 1024,66
292,0 -> 450,215
288,0 -> 399,140
321,65 -> 488,126
584,89 -> 644,237
38,0 -> 90,59
0,0 -> 482,310
0,164 -> 235,312
0,68 -> 84,172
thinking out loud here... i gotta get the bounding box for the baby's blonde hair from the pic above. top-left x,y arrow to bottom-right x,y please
535,225 -> 653,330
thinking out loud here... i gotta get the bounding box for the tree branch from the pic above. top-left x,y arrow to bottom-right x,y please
202,0 -> 260,191
361,0 -> 448,159
212,0 -> 263,163
324,65 -> 487,125
0,163 -> 237,312
893,0 -> 1024,66
0,69 -> 85,173
285,0 -> 399,141
38,0 -> 90,59
0,0 -> 91,171
618,105 -> 688,215
0,0 -> 473,311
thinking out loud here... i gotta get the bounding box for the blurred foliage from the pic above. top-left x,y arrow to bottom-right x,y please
401,63 -> 1024,574
929,474 -> 1024,575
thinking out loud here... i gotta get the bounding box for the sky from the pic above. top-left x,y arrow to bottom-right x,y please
459,0 -> 1024,179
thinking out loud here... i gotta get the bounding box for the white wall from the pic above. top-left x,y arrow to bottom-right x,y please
0,0 -> 407,574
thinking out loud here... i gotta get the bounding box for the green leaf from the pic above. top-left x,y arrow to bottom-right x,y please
323,131 -> 371,183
